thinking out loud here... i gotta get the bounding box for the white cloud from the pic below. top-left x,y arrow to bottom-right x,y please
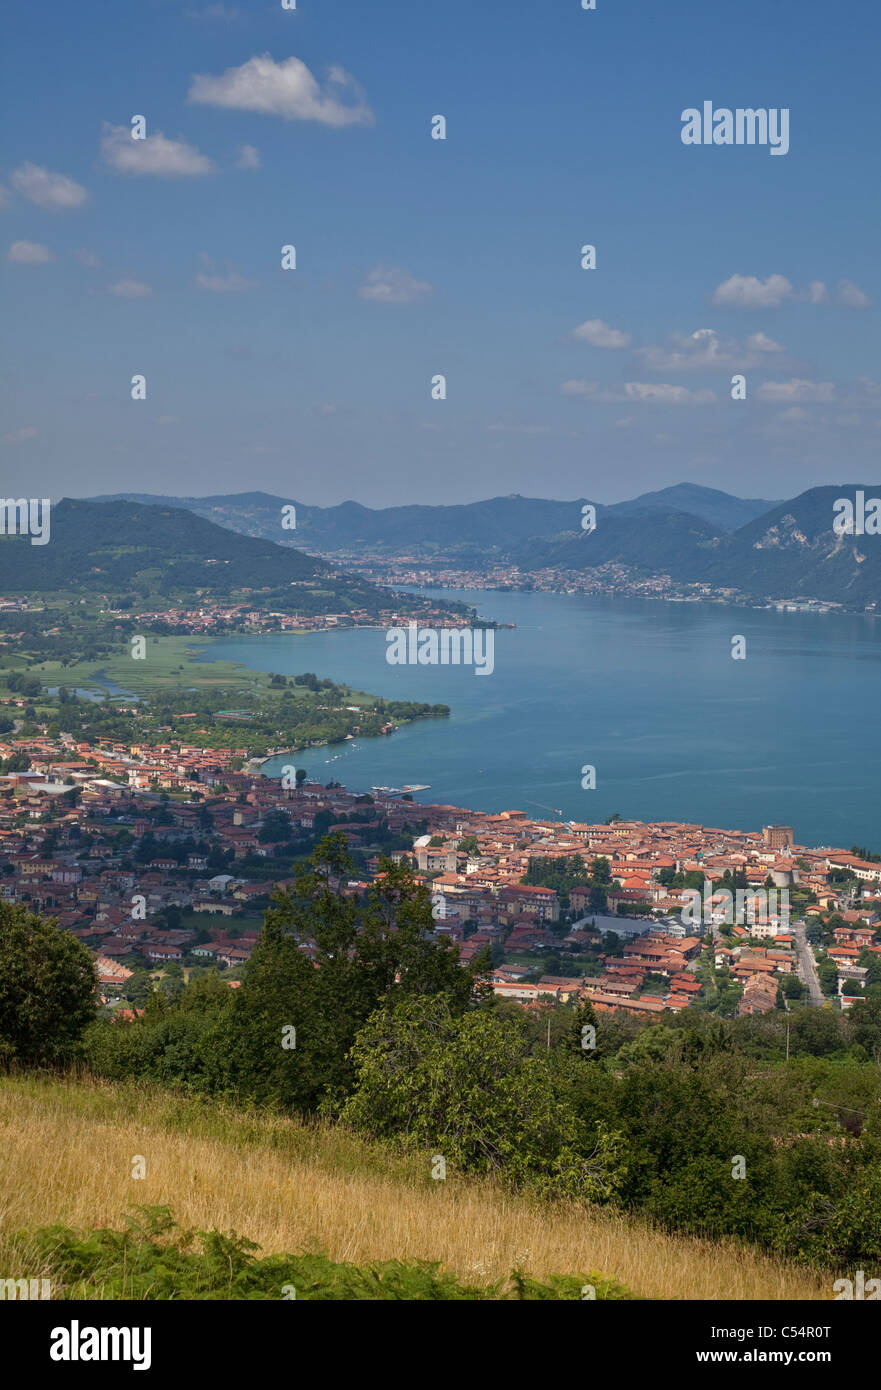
711,272 -> 872,310
746,331 -> 784,353
805,280 -> 828,304
157,415 -> 178,425
235,143 -> 260,170
7,239 -> 53,264
568,318 -> 631,348
636,327 -> 785,372
188,54 -> 373,127
837,279 -> 873,309
3,426 -> 38,443
561,380 -> 717,405
196,271 -> 255,292
74,248 -> 101,267
711,274 -> 794,308
108,278 -> 153,298
101,123 -> 214,176
10,162 -> 88,210
756,378 -> 837,403
358,266 -> 432,303
195,255 -> 256,292
757,379 -> 880,420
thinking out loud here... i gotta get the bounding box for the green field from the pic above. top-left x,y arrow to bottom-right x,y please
29,634 -> 380,704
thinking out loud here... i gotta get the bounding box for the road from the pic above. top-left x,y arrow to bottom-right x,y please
793,921 -> 824,1006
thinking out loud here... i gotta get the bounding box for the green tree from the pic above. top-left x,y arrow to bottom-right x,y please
567,997 -> 600,1059
786,1008 -> 846,1058
0,902 -> 96,1064
210,913 -> 324,1110
205,834 -> 490,1112
339,994 -> 624,1200
817,958 -> 839,997
780,974 -> 807,1001
590,857 -> 612,884
848,996 -> 881,1059
258,810 -> 293,845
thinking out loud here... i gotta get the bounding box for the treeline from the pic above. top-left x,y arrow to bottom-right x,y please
2,835 -> 881,1271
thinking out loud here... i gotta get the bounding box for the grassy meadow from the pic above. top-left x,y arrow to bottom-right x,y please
0,1072 -> 833,1301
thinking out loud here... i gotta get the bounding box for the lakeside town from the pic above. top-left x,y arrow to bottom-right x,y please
2,715 -> 878,1021
309,552 -> 846,615
0,591 -> 480,638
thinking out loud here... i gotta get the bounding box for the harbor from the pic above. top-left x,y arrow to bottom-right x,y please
372,784 -> 432,795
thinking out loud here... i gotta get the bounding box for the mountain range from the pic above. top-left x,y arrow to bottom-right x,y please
90,484 -> 778,553
6,485 -> 877,613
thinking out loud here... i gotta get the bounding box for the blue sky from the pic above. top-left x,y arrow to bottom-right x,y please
1,0 -> 878,507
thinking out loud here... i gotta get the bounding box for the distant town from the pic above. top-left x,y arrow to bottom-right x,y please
0,591 -> 480,636
2,714 -> 877,1021
316,552 -> 845,614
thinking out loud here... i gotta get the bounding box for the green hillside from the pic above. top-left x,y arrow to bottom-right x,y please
0,498 -> 462,620
0,1073 -> 829,1302
524,484 -> 881,610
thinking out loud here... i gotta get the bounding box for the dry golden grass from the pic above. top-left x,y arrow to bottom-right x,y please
0,1072 -> 831,1300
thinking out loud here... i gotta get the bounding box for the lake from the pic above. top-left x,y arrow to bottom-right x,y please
204,590 -> 881,850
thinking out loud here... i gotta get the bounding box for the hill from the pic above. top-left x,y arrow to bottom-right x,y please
606,482 -> 779,532
523,484 -> 881,610
0,498 -> 411,618
0,1073 -> 830,1301
518,510 -> 721,573
91,491 -> 598,554
703,484 -> 881,606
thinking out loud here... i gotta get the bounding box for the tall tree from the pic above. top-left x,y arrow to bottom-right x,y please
0,902 -> 96,1065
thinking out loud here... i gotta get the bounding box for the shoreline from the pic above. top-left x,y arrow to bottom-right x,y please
368,578 -> 877,619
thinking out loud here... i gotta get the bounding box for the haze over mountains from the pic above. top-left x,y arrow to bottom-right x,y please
93,483 -> 778,551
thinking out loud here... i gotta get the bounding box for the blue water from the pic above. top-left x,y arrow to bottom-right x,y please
48,676 -> 139,703
203,591 -> 881,851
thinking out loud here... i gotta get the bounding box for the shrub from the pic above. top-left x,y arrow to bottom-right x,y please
25,1207 -> 640,1301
